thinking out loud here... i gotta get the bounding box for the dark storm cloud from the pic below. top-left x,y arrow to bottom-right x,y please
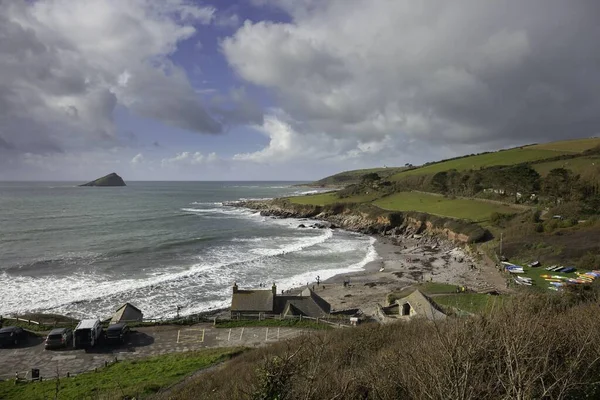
225,0 -> 600,152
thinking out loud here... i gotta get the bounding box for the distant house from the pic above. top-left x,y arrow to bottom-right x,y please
377,289 -> 446,323
110,303 -> 143,325
230,283 -> 331,319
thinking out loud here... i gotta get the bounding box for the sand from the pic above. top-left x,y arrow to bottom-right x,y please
291,233 -> 505,317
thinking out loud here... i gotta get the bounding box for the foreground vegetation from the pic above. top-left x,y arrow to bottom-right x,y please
161,286 -> 600,399
0,348 -> 244,400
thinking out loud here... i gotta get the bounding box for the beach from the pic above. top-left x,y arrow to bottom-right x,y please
288,232 -> 505,317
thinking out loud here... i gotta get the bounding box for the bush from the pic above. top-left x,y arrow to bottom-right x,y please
490,212 -> 515,227
167,292 -> 600,400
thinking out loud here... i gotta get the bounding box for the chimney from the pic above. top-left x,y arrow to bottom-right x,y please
272,283 -> 277,296
232,282 -> 238,294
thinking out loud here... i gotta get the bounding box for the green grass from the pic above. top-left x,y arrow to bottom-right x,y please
528,137 -> 600,153
286,192 -> 338,205
434,293 -> 506,314
373,192 -> 521,223
215,319 -> 332,330
312,167 -> 408,186
390,148 -> 569,179
0,348 -> 244,400
287,192 -> 381,206
532,156 -> 600,176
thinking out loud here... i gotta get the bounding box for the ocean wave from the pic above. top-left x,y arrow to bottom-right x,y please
0,229 -> 338,317
275,236 -> 378,292
249,229 -> 333,257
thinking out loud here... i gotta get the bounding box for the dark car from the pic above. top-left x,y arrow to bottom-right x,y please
105,323 -> 130,343
45,328 -> 73,349
0,326 -> 26,347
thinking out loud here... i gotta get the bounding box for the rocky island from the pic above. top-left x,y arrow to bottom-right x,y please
79,172 -> 126,187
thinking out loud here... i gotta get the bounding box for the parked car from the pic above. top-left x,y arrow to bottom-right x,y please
105,323 -> 130,344
0,326 -> 26,347
73,319 -> 103,348
45,327 -> 73,349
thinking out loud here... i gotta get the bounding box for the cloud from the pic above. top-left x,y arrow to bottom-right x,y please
0,0 -> 222,157
224,0 -> 600,161
234,112 -> 400,164
161,151 -> 219,167
130,153 -> 145,165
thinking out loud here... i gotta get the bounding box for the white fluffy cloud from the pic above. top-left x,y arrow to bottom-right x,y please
130,153 -> 145,165
0,0 -> 221,157
223,0 -> 600,162
161,151 -> 219,167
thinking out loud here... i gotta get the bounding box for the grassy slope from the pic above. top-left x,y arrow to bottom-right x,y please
0,348 -> 244,400
528,137 -> 600,152
312,167 -> 407,186
532,155 -> 600,176
390,148 -> 568,179
287,192 -> 381,205
434,293 -> 506,314
373,192 -> 521,223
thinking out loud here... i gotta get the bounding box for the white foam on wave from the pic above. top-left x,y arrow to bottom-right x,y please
275,236 -> 378,292
0,226 -> 337,318
250,229 -> 333,257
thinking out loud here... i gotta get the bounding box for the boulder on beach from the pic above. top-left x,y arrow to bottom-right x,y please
79,172 -> 126,187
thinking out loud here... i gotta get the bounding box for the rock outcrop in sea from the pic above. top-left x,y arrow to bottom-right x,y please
79,172 -> 126,187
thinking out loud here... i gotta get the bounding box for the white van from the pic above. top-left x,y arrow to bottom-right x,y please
73,319 -> 103,348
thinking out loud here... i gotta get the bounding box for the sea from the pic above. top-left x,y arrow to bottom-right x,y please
0,182 -> 377,319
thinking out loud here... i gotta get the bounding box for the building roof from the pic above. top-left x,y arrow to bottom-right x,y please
111,303 -> 143,324
75,319 -> 99,330
231,289 -> 274,312
115,302 -> 142,314
275,288 -> 331,317
398,289 -> 446,320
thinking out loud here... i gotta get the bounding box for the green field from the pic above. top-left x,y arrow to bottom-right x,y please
373,192 -> 521,222
532,156 -> 600,176
312,166 -> 407,186
0,348 -> 243,400
287,192 -> 381,205
528,137 -> 600,153
390,148 -> 568,179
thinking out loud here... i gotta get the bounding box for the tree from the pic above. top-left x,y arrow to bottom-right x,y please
542,168 -> 578,205
430,172 -> 449,194
360,172 -> 381,184
500,165 -> 541,203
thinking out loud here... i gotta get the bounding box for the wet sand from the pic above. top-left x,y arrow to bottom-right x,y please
292,233 -> 502,317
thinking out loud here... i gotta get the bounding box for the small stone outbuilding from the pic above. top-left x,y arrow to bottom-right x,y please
377,289 -> 446,323
110,303 -> 143,325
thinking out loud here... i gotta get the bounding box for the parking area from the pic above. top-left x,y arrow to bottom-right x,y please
0,324 -> 309,380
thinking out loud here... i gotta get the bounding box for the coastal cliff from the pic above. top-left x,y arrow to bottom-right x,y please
230,199 -> 489,243
79,172 -> 126,187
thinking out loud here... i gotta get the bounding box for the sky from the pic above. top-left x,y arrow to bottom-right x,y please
1,0 -> 599,181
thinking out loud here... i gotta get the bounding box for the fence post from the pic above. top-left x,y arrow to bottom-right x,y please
299,315 -> 302,321
213,317 -> 217,327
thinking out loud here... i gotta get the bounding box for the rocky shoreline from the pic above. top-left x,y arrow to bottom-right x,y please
226,198 -> 489,243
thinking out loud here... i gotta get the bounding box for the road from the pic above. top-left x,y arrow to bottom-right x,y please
0,324 -> 308,380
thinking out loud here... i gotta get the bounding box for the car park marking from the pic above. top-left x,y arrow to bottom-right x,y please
51,355 -> 77,361
176,328 -> 205,344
